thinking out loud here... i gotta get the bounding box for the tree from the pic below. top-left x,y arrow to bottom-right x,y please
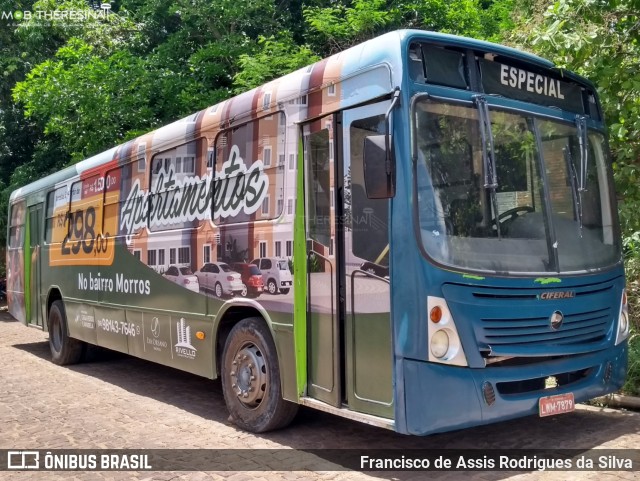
14,39 -> 158,162
304,0 -> 514,56
509,0 -> 640,236
233,33 -> 320,92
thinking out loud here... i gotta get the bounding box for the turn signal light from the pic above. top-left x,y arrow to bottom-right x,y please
430,306 -> 442,323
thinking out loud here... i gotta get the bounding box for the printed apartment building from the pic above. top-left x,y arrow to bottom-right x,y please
117,52 -> 348,278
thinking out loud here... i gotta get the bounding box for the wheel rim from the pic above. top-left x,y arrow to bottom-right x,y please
216,284 -> 222,297
241,284 -> 248,297
229,342 -> 267,408
51,317 -> 62,353
268,281 -> 276,294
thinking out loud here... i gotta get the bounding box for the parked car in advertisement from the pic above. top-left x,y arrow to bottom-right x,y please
163,265 -> 200,292
250,257 -> 292,295
231,263 -> 264,298
194,262 -> 243,298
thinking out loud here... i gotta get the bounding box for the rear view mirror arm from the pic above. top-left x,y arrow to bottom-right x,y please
385,88 -> 401,176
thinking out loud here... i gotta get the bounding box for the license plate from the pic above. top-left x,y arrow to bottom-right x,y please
539,392 -> 575,417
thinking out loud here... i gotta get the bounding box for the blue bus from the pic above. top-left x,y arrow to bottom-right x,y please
7,30 -> 628,434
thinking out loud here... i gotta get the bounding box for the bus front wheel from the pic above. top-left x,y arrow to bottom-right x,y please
48,300 -> 84,365
221,317 -> 298,433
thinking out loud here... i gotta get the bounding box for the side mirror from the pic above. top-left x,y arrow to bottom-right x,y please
363,135 -> 396,199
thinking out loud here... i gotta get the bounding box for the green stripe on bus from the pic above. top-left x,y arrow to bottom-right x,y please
293,134 -> 307,397
24,211 -> 32,323
534,277 -> 562,285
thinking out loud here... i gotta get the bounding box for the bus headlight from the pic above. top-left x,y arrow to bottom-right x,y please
427,296 -> 468,366
430,330 -> 450,358
615,288 -> 630,345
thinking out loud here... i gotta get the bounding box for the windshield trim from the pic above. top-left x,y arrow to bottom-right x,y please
410,95 -> 622,277
409,88 -> 608,134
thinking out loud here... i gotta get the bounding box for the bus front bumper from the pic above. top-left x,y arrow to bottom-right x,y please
399,341 -> 628,435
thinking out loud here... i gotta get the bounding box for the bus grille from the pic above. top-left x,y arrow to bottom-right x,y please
441,278 -> 620,363
480,307 -> 611,346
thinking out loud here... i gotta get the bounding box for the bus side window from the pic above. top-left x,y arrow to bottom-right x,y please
104,163 -> 132,238
213,114 -> 285,225
45,191 -> 55,243
349,115 -> 389,266
44,188 -> 69,244
148,139 -> 206,233
8,200 -> 26,249
69,175 -> 104,245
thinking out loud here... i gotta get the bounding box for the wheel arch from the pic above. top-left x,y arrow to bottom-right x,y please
45,286 -> 63,332
213,301 -> 281,378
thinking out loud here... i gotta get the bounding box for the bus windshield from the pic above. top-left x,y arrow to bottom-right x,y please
414,98 -> 620,274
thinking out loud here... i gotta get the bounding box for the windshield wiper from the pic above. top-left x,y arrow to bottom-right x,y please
576,115 -> 588,192
563,146 -> 583,235
575,115 -> 589,237
473,95 -> 501,239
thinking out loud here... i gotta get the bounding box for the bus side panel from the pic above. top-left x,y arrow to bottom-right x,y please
63,302 -> 98,344
40,112 -> 298,383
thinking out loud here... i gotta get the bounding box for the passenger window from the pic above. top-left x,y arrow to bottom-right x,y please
8,200 -> 26,248
214,113 -> 286,225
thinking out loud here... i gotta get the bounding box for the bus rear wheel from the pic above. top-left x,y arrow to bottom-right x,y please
221,317 -> 298,433
48,300 -> 84,365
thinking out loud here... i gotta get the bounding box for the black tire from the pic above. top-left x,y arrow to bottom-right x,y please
279,288 -> 290,295
48,300 -> 84,365
215,282 -> 223,298
221,317 -> 298,433
240,283 -> 248,297
267,279 -> 278,295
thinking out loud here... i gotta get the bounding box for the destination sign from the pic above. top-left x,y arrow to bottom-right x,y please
479,59 -> 585,114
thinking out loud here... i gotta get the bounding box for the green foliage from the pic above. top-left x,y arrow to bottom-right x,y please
623,332 -> 640,395
234,33 -> 320,92
623,240 -> 640,394
509,0 -> 640,236
14,39 -> 158,162
15,0 -> 142,56
305,0 -> 401,53
304,0 -> 515,55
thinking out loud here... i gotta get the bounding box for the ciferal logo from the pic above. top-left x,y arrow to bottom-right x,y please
550,311 -> 564,330
175,318 -> 197,359
7,451 -> 39,470
538,291 -> 575,300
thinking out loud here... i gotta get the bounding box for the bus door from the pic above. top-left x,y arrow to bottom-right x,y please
303,115 -> 341,407
27,203 -> 44,327
341,102 -> 393,418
